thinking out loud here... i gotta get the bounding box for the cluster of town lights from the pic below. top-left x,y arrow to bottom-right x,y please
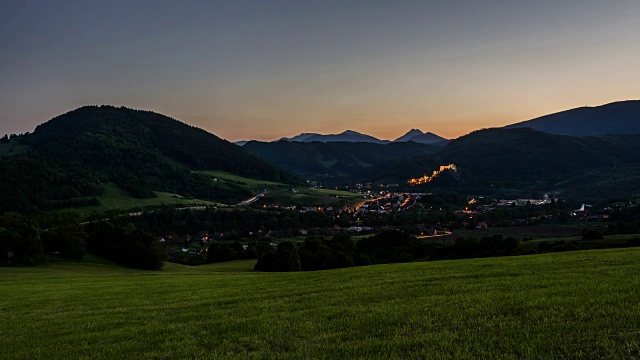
408,164 -> 457,186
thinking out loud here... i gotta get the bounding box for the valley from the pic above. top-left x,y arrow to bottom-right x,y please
2,102 -> 640,359
5,2 -> 640,358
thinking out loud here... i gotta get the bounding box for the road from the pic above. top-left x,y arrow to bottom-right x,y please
236,191 -> 268,206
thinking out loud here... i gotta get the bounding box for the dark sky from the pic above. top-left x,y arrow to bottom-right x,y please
2,1 -> 639,141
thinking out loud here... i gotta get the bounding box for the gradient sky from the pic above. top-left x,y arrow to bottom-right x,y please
1,1 -> 639,141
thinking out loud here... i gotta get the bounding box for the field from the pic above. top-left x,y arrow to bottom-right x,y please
200,171 -> 286,189
423,225 -> 602,245
263,188 -> 364,207
78,183 -> 221,215
2,249 -> 640,359
201,171 -> 363,207
67,172 -> 361,216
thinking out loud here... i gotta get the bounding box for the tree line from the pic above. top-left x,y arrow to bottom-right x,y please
252,231 -> 436,272
0,210 -> 165,270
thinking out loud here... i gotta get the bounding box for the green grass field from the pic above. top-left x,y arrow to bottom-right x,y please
78,183 -> 221,215
521,233 -> 640,248
425,225 -> 609,245
2,249 -> 640,359
199,171 -> 285,189
68,173 -> 361,215
202,171 -> 363,207
263,188 -> 363,208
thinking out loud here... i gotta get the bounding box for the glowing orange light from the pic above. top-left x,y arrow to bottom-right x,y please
408,164 -> 457,186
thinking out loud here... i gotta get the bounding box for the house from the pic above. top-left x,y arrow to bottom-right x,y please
2,250 -> 14,264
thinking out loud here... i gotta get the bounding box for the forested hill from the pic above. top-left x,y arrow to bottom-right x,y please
243,140 -> 441,178
505,100 -> 640,136
437,127 -> 638,180
30,106 -> 298,182
351,127 -> 640,198
0,106 -> 302,213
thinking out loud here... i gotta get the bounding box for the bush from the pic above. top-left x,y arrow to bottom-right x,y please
254,241 -> 300,272
582,230 -> 604,240
85,221 -> 165,270
40,210 -> 86,260
625,237 -> 640,247
298,235 -> 355,271
0,213 -> 43,265
207,242 -> 237,263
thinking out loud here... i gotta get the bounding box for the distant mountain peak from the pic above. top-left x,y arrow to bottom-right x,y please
393,129 -> 448,145
341,130 -> 362,135
394,129 -> 425,142
277,130 -> 388,144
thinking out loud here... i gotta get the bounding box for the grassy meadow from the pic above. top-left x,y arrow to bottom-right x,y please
200,171 -> 286,189
447,225 -> 596,241
78,183 -> 221,215
2,249 -> 640,359
200,171 -> 364,208
60,172 -> 361,216
262,187 -> 364,208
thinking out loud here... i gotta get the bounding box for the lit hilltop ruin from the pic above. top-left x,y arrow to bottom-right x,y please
408,164 -> 457,186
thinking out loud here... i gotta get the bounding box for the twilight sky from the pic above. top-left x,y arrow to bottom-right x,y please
1,1 -> 639,141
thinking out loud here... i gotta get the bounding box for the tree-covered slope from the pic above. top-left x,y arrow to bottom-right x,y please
246,127 -> 640,198
351,127 -> 640,193
437,128 -> 637,182
0,106 -> 302,213
243,140 -> 440,178
505,100 -> 640,136
30,106 -> 299,182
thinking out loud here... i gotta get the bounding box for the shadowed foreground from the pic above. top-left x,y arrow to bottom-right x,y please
2,249 -> 640,359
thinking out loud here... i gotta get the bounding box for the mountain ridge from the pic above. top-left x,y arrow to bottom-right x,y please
351,127 -> 640,200
280,130 -> 390,144
262,129 -> 450,145
242,140 -> 440,178
505,100 -> 640,136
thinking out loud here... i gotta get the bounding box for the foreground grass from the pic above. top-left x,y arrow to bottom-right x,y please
2,249 -> 640,359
